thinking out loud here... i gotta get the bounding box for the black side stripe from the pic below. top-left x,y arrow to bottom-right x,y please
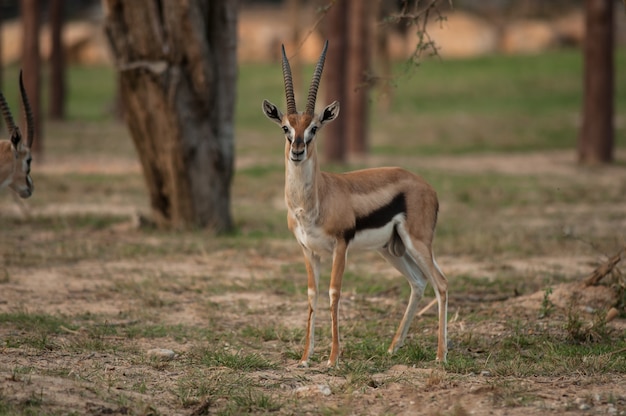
343,193 -> 407,243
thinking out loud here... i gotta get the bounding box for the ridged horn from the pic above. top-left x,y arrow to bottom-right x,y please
281,44 -> 297,115
19,70 -> 34,148
305,40 -> 328,116
0,88 -> 18,143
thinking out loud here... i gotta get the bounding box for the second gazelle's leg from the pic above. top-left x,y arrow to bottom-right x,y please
328,240 -> 348,367
300,249 -> 321,367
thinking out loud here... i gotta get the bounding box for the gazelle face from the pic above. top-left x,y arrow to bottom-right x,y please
1,70 -> 35,198
262,41 -> 340,164
262,100 -> 340,164
10,139 -> 34,198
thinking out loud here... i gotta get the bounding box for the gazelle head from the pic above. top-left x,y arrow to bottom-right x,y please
262,40 -> 340,164
0,71 -> 34,198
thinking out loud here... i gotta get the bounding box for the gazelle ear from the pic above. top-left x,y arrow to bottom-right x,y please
319,101 -> 339,125
10,130 -> 21,148
262,100 -> 284,125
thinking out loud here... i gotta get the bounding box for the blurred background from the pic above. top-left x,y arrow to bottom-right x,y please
0,0 -> 624,232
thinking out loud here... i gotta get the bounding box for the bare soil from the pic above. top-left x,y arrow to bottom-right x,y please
1,151 -> 625,415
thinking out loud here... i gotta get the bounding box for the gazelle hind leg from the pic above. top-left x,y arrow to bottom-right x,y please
394,225 -> 448,362
379,249 -> 428,354
431,255 -> 448,362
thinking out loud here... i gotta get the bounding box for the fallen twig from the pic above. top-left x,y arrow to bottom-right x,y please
582,246 -> 626,286
417,298 -> 438,316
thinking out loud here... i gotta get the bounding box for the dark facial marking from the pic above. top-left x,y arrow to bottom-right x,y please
323,107 -> 335,121
268,106 -> 280,120
342,193 -> 407,243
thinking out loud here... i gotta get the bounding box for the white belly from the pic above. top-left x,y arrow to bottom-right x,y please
350,219 -> 397,251
293,215 -> 402,254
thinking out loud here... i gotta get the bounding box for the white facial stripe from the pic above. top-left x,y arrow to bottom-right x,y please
305,124 -> 318,142
282,123 -> 295,141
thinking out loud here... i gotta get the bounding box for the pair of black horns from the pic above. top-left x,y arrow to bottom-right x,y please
281,40 -> 329,116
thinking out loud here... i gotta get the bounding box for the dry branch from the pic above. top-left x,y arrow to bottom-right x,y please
582,246 -> 626,286
417,298 -> 438,316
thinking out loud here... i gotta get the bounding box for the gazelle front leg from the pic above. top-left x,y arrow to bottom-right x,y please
328,240 -> 348,367
300,249 -> 320,367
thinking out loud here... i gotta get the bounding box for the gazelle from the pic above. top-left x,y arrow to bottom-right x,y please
262,41 -> 448,367
0,71 -> 34,198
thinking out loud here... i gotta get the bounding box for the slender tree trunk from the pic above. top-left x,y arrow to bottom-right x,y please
0,8 -> 4,129
323,0 -> 371,162
346,0 -> 371,157
578,0 -> 614,165
103,0 -> 237,231
21,0 -> 42,156
374,0 -> 393,113
324,0 -> 348,162
49,0 -> 66,120
288,0 -> 301,99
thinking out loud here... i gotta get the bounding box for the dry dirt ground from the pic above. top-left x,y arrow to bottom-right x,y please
0,151 -> 625,415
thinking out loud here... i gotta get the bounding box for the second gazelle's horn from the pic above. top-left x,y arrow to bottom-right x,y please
281,45 -> 297,115
0,89 -> 17,139
305,40 -> 328,116
19,70 -> 34,148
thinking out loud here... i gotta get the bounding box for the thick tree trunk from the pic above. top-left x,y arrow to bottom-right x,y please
49,0 -> 66,120
21,0 -> 42,156
578,0 -> 614,165
103,0 -> 237,231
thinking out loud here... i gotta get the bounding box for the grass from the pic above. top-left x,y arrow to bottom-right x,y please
0,49 -> 625,415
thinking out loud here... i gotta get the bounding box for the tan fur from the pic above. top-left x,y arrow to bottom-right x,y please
0,139 -> 33,198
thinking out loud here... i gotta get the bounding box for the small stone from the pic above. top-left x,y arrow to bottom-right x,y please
578,403 -> 591,411
317,385 -> 331,396
480,370 -> 492,377
147,348 -> 176,361
295,384 -> 332,397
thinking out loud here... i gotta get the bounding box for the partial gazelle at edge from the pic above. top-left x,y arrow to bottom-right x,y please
262,41 -> 448,367
0,70 -> 35,199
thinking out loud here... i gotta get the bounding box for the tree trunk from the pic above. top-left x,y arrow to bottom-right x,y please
323,0 -> 371,163
323,0 -> 348,162
103,0 -> 237,231
0,8 -> 4,129
578,0 -> 614,165
287,0 -> 301,99
49,0 -> 66,120
21,0 -> 42,156
345,0 -> 371,157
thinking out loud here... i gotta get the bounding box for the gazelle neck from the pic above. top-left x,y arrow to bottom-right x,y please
285,148 -> 321,218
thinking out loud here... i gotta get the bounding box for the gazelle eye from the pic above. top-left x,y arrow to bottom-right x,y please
282,126 -> 289,134
310,126 -> 317,135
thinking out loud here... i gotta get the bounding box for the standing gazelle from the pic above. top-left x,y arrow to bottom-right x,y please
262,41 -> 448,367
0,71 -> 34,198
